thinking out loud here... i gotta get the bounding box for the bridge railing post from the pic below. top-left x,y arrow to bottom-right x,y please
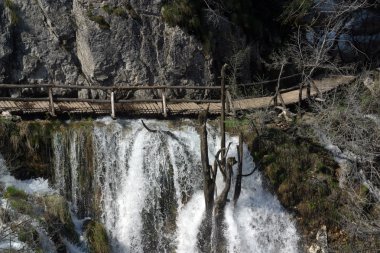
162,88 -> 167,117
111,90 -> 116,119
226,90 -> 235,117
48,86 -> 56,117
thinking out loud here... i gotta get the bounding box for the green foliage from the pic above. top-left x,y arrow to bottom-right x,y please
85,221 -> 111,253
161,0 -> 203,34
4,0 -> 19,26
161,0 -> 285,41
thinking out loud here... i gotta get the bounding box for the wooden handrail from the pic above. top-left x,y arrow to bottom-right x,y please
0,84 -> 223,90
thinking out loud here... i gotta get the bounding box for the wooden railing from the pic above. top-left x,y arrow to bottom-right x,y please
0,74 -> 302,117
0,83 -> 228,118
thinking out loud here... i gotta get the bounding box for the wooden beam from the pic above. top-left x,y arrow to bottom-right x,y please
233,133 -> 243,206
0,84 -> 223,91
162,89 -> 167,117
220,64 -> 228,161
226,90 -> 235,116
48,87 -> 56,117
111,91 -> 116,119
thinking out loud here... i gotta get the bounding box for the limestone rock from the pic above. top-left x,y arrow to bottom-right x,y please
308,225 -> 328,253
0,0 -> 215,99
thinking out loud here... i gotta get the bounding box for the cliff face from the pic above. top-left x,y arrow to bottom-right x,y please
0,0 -> 214,98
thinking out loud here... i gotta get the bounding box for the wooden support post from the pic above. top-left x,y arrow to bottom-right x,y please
233,132 -> 243,206
226,90 -> 235,117
111,90 -> 116,119
48,87 -> 56,117
162,88 -> 167,117
220,64 -> 228,160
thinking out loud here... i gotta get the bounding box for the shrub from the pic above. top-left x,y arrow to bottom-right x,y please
161,0 -> 202,33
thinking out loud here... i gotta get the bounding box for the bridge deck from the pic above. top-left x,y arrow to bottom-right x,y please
0,76 -> 354,116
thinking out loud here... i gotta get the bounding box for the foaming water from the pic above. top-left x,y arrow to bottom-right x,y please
52,118 -> 299,253
0,155 -> 54,195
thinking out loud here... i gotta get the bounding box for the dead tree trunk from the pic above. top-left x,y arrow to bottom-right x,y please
233,133 -> 243,207
213,157 -> 236,253
198,110 -> 215,253
220,64 -> 228,164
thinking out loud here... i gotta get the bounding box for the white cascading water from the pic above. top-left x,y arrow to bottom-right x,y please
53,118 -> 299,253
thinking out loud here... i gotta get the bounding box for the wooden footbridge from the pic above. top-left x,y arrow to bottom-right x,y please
0,75 -> 355,117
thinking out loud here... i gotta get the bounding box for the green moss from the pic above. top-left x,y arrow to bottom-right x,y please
3,187 -> 34,215
85,221 -> 111,253
17,225 -> 40,246
10,199 -> 34,216
4,186 -> 28,199
87,4 -> 110,29
43,195 -> 78,243
252,128 -> 342,229
102,4 -> 113,15
113,7 -> 127,17
89,15 -> 110,29
102,4 -> 127,17
4,0 -> 19,26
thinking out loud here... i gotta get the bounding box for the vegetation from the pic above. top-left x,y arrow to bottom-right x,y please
85,221 -> 111,253
3,186 -> 34,216
102,4 -> 127,17
4,186 -> 28,199
43,194 -> 79,243
161,0 -> 203,34
4,0 -> 19,26
87,4 -> 110,29
0,120 -> 59,179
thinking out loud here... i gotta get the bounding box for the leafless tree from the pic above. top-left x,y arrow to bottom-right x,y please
312,73 -> 380,244
280,0 -> 376,111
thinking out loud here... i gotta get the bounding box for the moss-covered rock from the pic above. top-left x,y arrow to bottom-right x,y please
85,221 -> 111,253
43,194 -> 78,243
250,127 -> 352,250
4,186 -> 28,199
3,186 -> 35,216
0,119 -> 60,180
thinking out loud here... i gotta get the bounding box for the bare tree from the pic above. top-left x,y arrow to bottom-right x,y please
312,73 -> 380,245
281,0 -> 375,111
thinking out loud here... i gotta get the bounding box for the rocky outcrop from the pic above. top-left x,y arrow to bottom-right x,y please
0,0 -> 214,98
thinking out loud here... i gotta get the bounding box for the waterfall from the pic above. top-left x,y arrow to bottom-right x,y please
53,118 -> 299,253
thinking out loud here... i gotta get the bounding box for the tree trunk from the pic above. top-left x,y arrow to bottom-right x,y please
212,157 -> 235,253
198,111 -> 214,253
220,64 -> 228,164
233,133 -> 243,207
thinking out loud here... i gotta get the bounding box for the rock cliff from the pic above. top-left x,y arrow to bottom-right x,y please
0,0 -> 214,98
